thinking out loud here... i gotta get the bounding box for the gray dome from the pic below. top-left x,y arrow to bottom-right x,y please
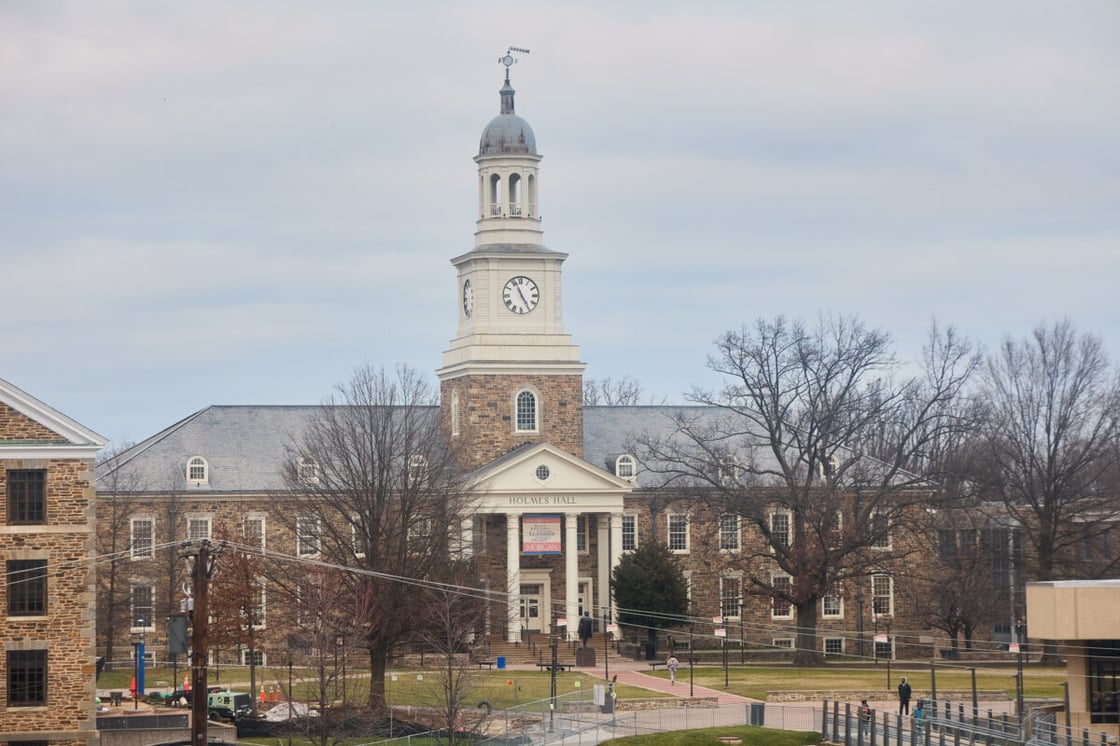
479,79 -> 537,156
480,113 -> 537,155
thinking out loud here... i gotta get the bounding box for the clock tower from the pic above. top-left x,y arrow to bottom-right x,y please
438,55 -> 585,468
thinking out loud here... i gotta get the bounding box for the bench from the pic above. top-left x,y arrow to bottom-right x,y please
475,660 -> 496,670
648,661 -> 665,670
536,662 -> 573,672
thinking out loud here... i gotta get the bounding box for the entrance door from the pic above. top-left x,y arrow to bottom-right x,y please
520,585 -> 543,632
578,581 -> 592,618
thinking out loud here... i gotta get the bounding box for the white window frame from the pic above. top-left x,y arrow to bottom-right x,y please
771,573 -> 794,619
186,514 -> 212,542
408,454 -> 428,484
824,637 -> 845,656
241,649 -> 266,666
451,390 -> 460,437
822,583 -> 844,618
244,513 -> 266,551
130,516 -> 155,559
514,389 -> 538,433
621,513 -> 638,551
297,457 -> 319,484
719,455 -> 741,486
870,511 -> 892,549
827,509 -> 843,549
667,513 -> 690,554
719,574 -> 743,620
615,454 -> 636,481
871,574 -> 893,617
130,584 -> 156,632
576,515 -> 588,553
719,513 -> 740,552
352,515 -> 365,559
297,515 -> 321,558
248,578 -> 267,630
186,456 -> 209,485
769,510 -> 792,551
772,638 -> 795,649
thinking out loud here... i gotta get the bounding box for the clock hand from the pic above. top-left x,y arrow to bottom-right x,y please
517,285 -> 529,305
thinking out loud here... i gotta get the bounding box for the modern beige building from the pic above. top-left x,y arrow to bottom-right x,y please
2,377 -> 105,746
1027,579 -> 1120,734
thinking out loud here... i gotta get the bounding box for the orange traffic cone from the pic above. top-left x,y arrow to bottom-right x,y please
184,674 -> 190,692
271,686 -> 279,702
130,676 -> 137,699
259,683 -> 266,703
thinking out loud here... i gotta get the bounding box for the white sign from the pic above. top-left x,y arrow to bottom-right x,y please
1009,643 -> 1020,653
712,616 -> 723,624
874,633 -> 888,643
607,623 -> 619,634
715,628 -> 727,638
556,618 -> 567,627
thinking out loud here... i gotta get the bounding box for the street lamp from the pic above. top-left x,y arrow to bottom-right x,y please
688,610 -> 694,698
856,588 -> 865,658
1014,619 -> 1026,718
882,614 -> 893,688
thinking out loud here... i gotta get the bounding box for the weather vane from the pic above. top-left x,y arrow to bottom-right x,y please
499,46 -> 530,81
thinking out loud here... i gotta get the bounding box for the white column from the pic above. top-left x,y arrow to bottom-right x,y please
610,512 -> 624,628
507,514 -> 521,643
459,516 -> 474,559
564,513 -> 579,642
597,513 -> 610,621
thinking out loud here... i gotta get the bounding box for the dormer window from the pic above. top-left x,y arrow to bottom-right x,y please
515,390 -> 538,432
186,456 -> 208,485
408,454 -> 428,484
297,458 -> 319,484
615,455 -> 636,481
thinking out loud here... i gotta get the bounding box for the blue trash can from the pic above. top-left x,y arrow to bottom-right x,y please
497,656 -> 506,669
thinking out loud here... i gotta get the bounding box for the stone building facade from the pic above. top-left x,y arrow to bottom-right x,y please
93,61 -> 1021,671
1,378 -> 105,746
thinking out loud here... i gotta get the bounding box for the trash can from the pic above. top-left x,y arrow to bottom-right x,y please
750,702 -> 765,726
110,691 -> 123,706
496,656 -> 506,669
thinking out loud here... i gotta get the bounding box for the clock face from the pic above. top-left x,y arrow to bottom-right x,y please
462,279 -> 474,318
503,276 -> 539,314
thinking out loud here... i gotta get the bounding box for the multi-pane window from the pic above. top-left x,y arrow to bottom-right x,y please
668,513 -> 689,553
615,455 -> 636,480
870,511 -> 892,549
187,456 -> 208,484
131,517 -> 154,559
248,580 -> 266,628
770,511 -> 791,549
245,515 -> 265,551
824,638 -> 844,655
718,455 -> 740,486
7,649 -> 47,706
938,529 -> 957,561
7,469 -> 46,525
7,560 -> 47,616
407,517 -> 433,544
408,454 -> 428,484
451,391 -> 460,436
822,584 -> 843,618
242,649 -> 265,666
771,574 -> 793,618
773,638 -> 794,649
297,516 -> 320,557
515,390 -> 537,432
352,517 -> 366,558
297,458 -> 319,484
720,575 -> 742,619
719,514 -> 740,551
187,516 -> 211,542
576,515 -> 588,552
621,514 -> 637,551
872,574 -> 893,616
131,585 -> 155,630
827,510 -> 843,548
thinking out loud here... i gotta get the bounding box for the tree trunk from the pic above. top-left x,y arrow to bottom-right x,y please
367,644 -> 389,715
793,599 -> 823,665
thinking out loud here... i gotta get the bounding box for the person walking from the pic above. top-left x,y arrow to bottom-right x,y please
858,699 -> 872,741
667,655 -> 679,685
898,676 -> 912,715
913,700 -> 925,742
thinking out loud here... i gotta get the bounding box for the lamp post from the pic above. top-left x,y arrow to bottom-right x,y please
882,614 -> 893,688
856,588 -> 865,658
688,610 -> 694,698
1015,619 -> 1026,719
739,601 -> 745,665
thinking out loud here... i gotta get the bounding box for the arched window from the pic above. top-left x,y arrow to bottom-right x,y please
489,173 -> 502,216
509,173 -> 522,215
527,174 -> 537,217
515,390 -> 537,432
451,390 -> 460,437
615,454 -> 636,480
186,456 -> 208,485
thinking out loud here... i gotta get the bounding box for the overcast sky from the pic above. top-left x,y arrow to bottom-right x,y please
3,1 -> 1118,447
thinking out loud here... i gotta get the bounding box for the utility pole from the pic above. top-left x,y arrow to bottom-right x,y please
182,540 -> 217,746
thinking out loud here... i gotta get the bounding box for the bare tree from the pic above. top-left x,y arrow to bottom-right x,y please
408,562 -> 490,746
208,528 -> 266,711
583,376 -> 645,405
635,315 -> 979,664
95,443 -> 143,671
981,320 -> 1120,585
279,364 -> 476,714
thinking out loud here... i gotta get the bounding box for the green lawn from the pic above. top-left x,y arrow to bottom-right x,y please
602,724 -> 821,746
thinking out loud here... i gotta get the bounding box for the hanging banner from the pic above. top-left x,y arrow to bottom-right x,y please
523,514 -> 562,554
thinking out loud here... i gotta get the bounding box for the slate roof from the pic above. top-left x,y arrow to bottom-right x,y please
98,404 -> 786,493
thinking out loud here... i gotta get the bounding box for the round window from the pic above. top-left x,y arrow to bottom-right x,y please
535,465 -> 550,481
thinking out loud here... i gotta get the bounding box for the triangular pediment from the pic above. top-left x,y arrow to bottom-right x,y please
468,442 -> 631,513
0,377 -> 106,458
